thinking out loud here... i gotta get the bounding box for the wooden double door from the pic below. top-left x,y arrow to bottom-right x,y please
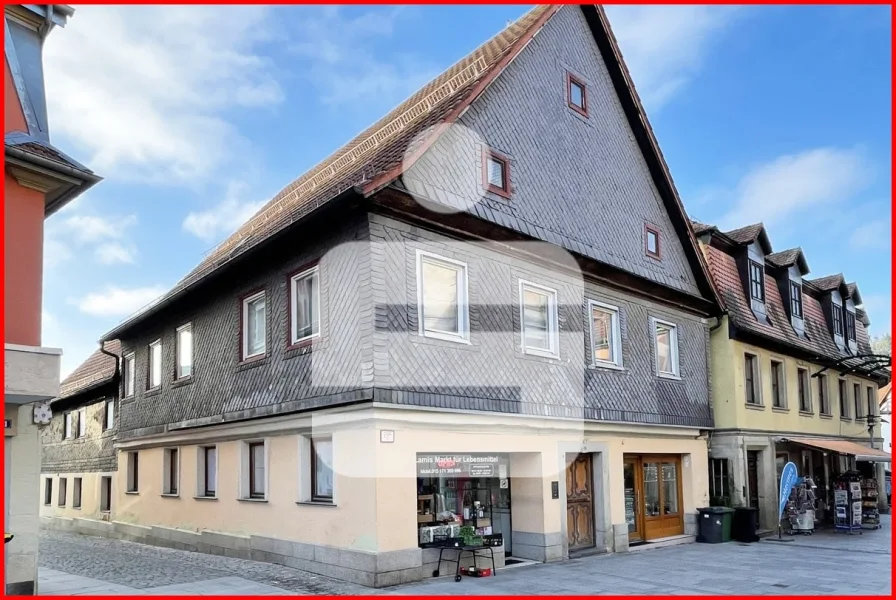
566,453 -> 595,551
624,455 -> 684,542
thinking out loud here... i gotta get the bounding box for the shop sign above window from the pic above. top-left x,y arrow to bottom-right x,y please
416,454 -> 506,477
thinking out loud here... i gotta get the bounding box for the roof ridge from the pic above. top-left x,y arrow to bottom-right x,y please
208,5 -> 552,262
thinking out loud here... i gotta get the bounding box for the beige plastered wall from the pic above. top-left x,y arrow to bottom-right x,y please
39,472 -> 112,521
109,405 -> 708,556
711,319 -> 880,440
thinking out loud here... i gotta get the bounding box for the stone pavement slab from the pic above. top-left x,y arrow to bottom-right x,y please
40,516 -> 892,595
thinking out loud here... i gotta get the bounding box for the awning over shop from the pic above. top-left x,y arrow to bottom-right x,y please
783,437 -> 891,463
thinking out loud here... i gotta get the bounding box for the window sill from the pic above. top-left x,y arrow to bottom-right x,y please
160,493 -> 180,498
172,376 -> 193,389
420,331 -> 471,345
237,497 -> 268,503
145,387 -> 161,398
657,372 -> 682,382
772,407 -> 790,414
745,403 -> 765,411
237,355 -> 268,371
125,491 -> 139,495
589,362 -> 625,372
841,417 -> 853,422
798,411 -> 814,417
287,336 -> 317,352
72,506 -> 81,510
484,184 -> 512,200
820,413 -> 833,420
522,349 -> 560,361
193,495 -> 218,501
296,500 -> 336,508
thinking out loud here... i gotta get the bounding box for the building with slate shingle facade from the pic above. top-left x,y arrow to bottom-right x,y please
692,220 -> 890,532
39,341 -> 120,523
41,5 -> 724,586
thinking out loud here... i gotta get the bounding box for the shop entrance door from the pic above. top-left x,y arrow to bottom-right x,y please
625,455 -> 684,540
624,457 -> 642,542
747,451 -> 760,522
565,453 -> 595,551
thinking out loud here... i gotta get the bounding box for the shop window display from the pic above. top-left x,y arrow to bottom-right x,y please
416,454 -> 510,548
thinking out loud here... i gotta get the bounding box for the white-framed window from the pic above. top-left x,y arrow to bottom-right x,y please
652,318 -> 680,377
126,451 -> 139,493
63,412 -> 73,439
518,280 -> 559,357
58,477 -> 67,507
311,437 -> 334,502
197,445 -> 218,498
240,440 -> 268,500
242,291 -> 267,359
176,323 -> 193,379
148,340 -> 162,389
77,408 -> 86,437
416,250 -> 469,343
123,353 -> 135,398
744,353 -> 760,405
44,478 -> 53,505
104,399 -> 115,430
163,448 -> 180,495
290,266 -> 320,345
588,300 -> 622,368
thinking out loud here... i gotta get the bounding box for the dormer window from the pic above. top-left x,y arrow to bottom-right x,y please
789,281 -> 803,319
846,310 -> 856,343
748,260 -> 764,302
832,302 -> 843,337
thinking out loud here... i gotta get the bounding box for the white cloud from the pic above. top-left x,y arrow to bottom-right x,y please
861,293 -> 891,336
182,181 -> 268,244
65,214 -> 138,244
45,212 -> 139,268
95,242 -> 137,265
287,7 -> 438,107
850,219 -> 891,252
73,285 -> 168,317
605,5 -> 742,110
714,147 -> 872,230
43,5 -> 283,183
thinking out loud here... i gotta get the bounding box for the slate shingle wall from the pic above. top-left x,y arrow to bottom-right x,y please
41,397 -> 117,473
116,214 -> 372,439
369,213 -> 711,428
403,5 -> 701,299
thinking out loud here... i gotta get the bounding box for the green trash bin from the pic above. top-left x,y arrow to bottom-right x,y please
697,507 -> 734,543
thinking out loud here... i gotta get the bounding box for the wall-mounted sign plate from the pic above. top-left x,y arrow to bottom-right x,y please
379,429 -> 395,443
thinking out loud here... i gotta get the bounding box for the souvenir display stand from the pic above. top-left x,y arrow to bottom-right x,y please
861,477 -> 881,530
833,472 -> 864,535
784,477 -> 816,535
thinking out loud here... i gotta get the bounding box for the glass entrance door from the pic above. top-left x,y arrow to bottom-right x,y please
623,458 -> 642,542
624,454 -> 684,541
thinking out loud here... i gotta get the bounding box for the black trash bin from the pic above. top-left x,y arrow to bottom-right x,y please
732,507 -> 760,542
696,506 -> 733,543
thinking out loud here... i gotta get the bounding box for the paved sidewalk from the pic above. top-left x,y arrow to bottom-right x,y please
40,516 -> 891,595
39,569 -> 288,596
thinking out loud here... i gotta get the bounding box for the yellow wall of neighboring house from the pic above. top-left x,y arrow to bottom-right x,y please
710,319 -> 880,439
39,472 -> 111,521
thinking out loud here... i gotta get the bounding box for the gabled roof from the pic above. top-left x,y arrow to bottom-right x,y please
766,248 -> 810,274
56,340 -> 120,402
104,5 -> 719,340
702,240 -> 884,380
808,273 -> 845,292
846,282 -> 863,306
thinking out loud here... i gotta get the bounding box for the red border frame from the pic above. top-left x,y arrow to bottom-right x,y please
481,147 -> 512,199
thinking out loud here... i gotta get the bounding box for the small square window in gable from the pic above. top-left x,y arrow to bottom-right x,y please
567,72 -> 587,117
644,223 -> 661,260
482,148 -> 511,199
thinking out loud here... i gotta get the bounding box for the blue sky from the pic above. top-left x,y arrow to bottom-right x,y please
41,4 -> 891,377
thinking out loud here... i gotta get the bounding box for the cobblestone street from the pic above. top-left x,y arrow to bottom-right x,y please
40,517 -> 891,595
